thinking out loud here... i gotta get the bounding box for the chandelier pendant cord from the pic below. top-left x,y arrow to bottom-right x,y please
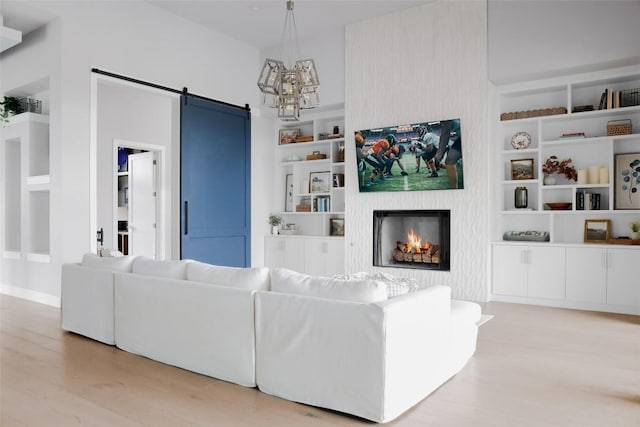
278,1 -> 302,69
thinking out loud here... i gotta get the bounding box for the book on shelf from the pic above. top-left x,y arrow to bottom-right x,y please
598,90 -> 607,110
576,190 -> 601,210
313,196 -> 331,212
599,88 -> 625,110
559,132 -> 586,139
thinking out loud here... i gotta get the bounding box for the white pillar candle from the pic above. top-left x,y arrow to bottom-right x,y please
599,167 -> 609,184
588,165 -> 600,184
577,169 -> 588,184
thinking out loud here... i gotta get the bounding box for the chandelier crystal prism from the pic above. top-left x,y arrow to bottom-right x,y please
257,0 -> 320,121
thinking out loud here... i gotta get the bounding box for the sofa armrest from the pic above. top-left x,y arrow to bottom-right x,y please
376,285 -> 453,422
61,263 -> 116,345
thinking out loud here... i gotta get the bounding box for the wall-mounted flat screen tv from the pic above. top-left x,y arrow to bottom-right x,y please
354,118 -> 463,192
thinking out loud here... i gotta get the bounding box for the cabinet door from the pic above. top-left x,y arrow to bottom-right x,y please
527,246 -> 565,300
566,247 -> 606,303
264,237 -> 305,272
304,239 -> 345,276
606,248 -> 640,307
492,245 -> 527,297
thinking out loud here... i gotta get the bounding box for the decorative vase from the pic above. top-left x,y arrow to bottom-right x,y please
514,186 -> 528,209
543,174 -> 556,185
631,231 -> 639,240
271,226 -> 279,235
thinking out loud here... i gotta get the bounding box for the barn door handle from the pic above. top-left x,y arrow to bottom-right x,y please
184,201 -> 189,235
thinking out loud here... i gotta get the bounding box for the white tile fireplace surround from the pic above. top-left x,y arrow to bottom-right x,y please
373,210 -> 451,271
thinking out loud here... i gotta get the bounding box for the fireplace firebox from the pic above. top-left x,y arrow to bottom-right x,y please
373,210 -> 450,271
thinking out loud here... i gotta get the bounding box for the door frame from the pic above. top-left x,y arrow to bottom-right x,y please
112,139 -> 165,258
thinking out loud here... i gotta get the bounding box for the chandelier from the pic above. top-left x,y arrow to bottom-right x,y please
257,0 -> 320,121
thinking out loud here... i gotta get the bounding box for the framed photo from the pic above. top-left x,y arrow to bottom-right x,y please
614,153 -> 640,209
584,219 -> 611,243
330,218 -> 344,236
285,174 -> 294,212
279,128 -> 300,145
309,171 -> 331,193
510,158 -> 534,180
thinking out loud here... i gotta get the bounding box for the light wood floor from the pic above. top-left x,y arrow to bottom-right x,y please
1,295 -> 638,427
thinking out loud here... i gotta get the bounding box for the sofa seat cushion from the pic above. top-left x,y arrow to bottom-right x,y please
81,253 -> 135,272
186,261 -> 270,290
132,256 -> 191,280
271,268 -> 387,303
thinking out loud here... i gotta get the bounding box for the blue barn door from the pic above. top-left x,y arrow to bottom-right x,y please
181,96 -> 251,267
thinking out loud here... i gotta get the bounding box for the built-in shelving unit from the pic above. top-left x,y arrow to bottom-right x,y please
2,112 -> 51,263
274,109 -> 346,237
491,65 -> 640,315
265,108 -> 346,275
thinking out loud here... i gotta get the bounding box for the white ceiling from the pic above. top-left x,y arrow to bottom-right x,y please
0,1 -> 431,50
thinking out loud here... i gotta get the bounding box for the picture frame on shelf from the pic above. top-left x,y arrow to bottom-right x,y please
279,128 -> 300,145
285,174 -> 294,212
510,158 -> 534,180
309,171 -> 331,193
584,219 -> 611,243
330,218 -> 344,236
614,153 -> 640,209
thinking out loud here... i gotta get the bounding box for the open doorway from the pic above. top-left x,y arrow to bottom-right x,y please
92,75 -> 178,261
113,139 -> 164,258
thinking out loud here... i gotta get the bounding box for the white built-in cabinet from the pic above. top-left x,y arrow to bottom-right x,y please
492,245 -> 565,300
265,235 -> 344,277
2,112 -> 50,262
265,108 -> 345,275
491,65 -> 640,315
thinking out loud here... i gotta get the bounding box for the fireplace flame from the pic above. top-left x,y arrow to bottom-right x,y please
407,229 -> 421,252
405,229 -> 432,254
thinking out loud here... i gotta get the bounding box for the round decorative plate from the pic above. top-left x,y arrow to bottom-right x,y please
511,131 -> 532,149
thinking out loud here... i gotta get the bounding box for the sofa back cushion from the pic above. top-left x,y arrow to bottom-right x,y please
270,268 -> 387,303
81,253 -> 135,272
132,257 -> 191,280
186,261 -> 270,291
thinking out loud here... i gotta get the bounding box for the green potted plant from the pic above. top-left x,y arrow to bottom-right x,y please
0,96 -> 24,123
268,213 -> 282,235
629,221 -> 640,240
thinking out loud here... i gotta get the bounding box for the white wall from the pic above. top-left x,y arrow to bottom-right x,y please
0,1 -> 264,303
345,1 -> 489,302
488,0 -> 640,84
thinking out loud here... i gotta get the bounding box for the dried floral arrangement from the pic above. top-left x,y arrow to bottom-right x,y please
542,156 -> 577,181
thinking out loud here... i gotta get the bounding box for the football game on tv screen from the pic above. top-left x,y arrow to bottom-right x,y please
354,118 -> 463,192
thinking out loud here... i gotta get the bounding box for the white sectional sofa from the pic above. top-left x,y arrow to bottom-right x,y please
61,256 -> 481,423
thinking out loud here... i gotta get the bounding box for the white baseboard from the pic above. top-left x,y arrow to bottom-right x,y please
0,285 -> 60,308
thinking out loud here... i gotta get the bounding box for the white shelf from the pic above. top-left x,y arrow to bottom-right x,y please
5,112 -> 49,126
3,251 -> 21,260
25,252 -> 51,263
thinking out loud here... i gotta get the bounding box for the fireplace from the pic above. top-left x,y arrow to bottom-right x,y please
373,210 -> 450,271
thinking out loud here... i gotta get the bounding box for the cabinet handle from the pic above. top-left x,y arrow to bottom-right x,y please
184,201 -> 189,235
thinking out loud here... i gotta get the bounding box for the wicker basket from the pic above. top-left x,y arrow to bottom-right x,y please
607,119 -> 632,136
306,151 -> 327,160
296,204 -> 311,212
